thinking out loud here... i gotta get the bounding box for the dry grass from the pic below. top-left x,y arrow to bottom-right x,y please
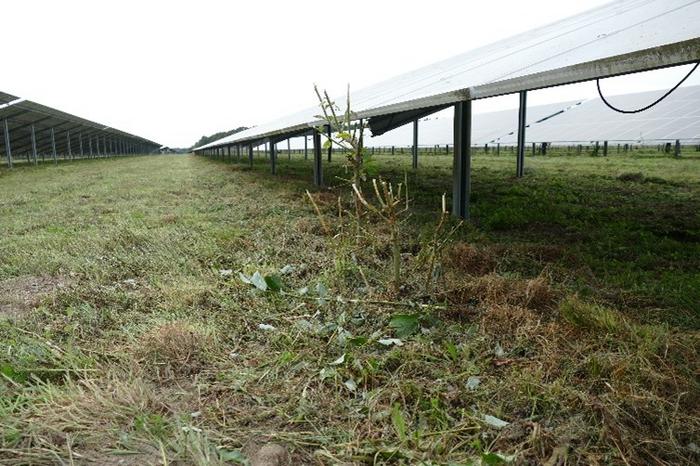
465,294 -> 700,465
2,372 -> 168,464
135,321 -> 216,380
444,242 -> 497,276
444,272 -> 558,313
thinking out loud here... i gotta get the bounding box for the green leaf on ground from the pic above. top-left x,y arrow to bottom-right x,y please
390,314 -> 420,337
391,403 -> 408,443
264,274 -> 282,291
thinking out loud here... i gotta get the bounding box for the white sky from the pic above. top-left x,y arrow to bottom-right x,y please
2,0 -> 699,148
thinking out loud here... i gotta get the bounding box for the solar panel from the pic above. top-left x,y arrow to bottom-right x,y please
0,92 -> 19,105
360,101 -> 581,147
523,85 -> 700,143
195,0 -> 700,150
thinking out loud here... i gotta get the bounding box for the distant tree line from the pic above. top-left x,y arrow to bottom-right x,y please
191,126 -> 248,149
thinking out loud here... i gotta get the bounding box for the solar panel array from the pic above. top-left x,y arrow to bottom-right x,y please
1,95 -> 160,166
274,84 -> 700,149
194,0 -> 700,151
522,85 -> 700,144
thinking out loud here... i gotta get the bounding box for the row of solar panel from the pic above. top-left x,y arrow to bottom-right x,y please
259,85 -> 699,150
0,93 -> 160,164
368,85 -> 700,146
193,0 -> 699,152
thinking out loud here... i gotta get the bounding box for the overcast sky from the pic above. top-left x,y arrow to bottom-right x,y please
3,0 -> 699,148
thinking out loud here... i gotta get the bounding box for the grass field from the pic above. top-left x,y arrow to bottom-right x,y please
1,151 -> 698,465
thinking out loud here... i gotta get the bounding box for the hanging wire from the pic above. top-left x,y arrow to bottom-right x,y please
597,62 -> 700,114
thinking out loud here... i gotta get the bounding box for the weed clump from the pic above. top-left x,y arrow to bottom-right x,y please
479,303 -> 561,343
445,242 -> 496,276
447,273 -> 558,311
559,295 -> 622,332
136,320 -> 215,379
2,372 -> 168,464
617,171 -> 645,182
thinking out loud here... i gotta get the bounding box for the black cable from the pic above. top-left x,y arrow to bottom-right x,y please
596,62 -> 700,114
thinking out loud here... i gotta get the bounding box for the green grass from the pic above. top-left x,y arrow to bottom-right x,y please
0,152 -> 698,465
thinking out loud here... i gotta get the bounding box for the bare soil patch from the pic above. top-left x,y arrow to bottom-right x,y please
0,275 -> 70,320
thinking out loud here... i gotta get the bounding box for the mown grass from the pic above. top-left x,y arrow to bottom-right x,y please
0,151 -> 698,465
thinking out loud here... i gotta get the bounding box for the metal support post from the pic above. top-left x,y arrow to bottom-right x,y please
452,100 -> 472,219
412,119 -> 419,169
50,128 -> 57,164
270,140 -> 277,174
313,130 -> 323,186
31,125 -> 38,165
3,119 -> 12,169
516,91 -> 527,177
327,126 -> 332,162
